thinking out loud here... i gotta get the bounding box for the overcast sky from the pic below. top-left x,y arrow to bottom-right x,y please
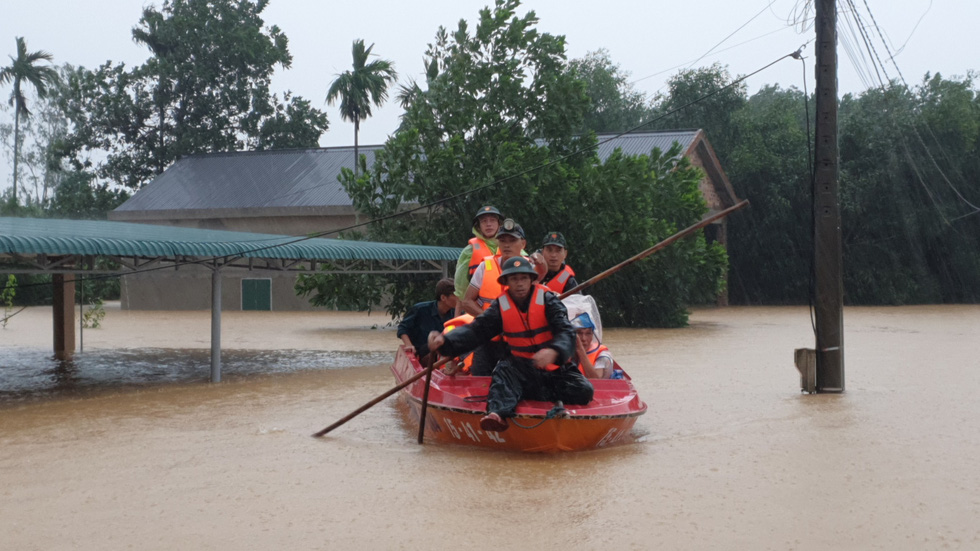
2,0 -> 977,194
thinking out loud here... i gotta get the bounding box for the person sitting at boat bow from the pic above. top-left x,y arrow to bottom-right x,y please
397,278 -> 458,364
570,312 -> 618,379
428,256 -> 595,432
539,231 -> 579,295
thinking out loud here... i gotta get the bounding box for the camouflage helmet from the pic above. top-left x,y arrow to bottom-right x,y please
496,256 -> 537,284
472,205 -> 503,227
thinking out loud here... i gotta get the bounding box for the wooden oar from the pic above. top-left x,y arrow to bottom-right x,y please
416,356 -> 436,444
312,356 -> 448,438
314,199 -> 749,439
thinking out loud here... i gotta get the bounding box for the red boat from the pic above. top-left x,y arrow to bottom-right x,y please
391,345 -> 647,453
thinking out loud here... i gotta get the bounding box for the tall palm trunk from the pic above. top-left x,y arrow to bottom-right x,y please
11,103 -> 20,204
353,112 -> 360,177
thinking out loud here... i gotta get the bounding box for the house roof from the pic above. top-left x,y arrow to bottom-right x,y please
0,216 -> 460,262
113,145 -> 383,214
111,130 -> 734,217
594,130 -> 698,157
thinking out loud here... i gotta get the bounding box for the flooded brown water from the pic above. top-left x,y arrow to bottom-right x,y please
1,304 -> 979,549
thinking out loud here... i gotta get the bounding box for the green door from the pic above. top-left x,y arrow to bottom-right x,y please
242,279 -> 272,311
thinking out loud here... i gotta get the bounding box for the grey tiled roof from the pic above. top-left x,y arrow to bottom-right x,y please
114,145 -> 381,213
114,131 -> 701,214
594,130 -> 699,158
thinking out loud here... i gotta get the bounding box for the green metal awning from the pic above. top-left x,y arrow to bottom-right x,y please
0,217 -> 460,262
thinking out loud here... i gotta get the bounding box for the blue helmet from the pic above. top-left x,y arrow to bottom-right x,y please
571,312 -> 595,330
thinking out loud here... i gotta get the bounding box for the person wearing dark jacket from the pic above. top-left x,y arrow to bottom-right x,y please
428,256 -> 594,432
397,278 -> 458,361
538,231 -> 579,294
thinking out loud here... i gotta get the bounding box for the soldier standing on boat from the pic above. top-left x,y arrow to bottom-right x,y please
538,231 -> 579,295
453,206 -> 504,314
427,256 -> 594,432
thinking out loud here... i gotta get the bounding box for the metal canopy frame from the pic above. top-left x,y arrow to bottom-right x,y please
1,252 -> 452,383
1,253 -> 450,276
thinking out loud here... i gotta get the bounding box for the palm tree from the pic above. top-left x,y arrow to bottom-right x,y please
326,39 -> 396,176
0,37 -> 57,204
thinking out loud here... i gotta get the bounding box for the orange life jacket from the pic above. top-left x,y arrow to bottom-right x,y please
544,264 -> 576,293
577,344 -> 610,376
467,237 -> 495,277
476,256 -> 504,310
442,314 -> 475,373
499,284 -> 554,360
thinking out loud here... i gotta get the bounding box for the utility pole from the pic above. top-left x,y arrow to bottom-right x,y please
812,0 -> 845,391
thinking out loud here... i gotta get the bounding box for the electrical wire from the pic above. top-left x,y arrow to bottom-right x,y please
630,27 -> 793,86
847,0 -> 980,216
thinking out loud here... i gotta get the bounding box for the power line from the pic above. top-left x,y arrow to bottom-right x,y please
846,0 -> 980,216
630,26 -> 794,86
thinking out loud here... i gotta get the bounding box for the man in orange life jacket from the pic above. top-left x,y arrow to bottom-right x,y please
428,257 -> 594,432
538,231 -> 579,295
459,219 -> 529,376
453,206 -> 504,315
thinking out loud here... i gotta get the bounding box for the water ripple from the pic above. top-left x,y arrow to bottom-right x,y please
0,347 -> 393,404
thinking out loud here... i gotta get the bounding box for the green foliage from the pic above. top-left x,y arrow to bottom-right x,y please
326,39 -> 397,128
326,39 -> 397,176
0,72 -> 70,207
836,77 -> 980,304
564,145 -> 726,326
720,72 -> 980,305
57,0 -> 328,190
47,170 -> 129,219
1,274 -> 16,328
649,63 -> 748,165
81,298 -> 106,329
725,85 -> 813,304
0,272 -> 50,305
299,0 -> 727,327
295,267 -> 384,314
568,49 -> 653,134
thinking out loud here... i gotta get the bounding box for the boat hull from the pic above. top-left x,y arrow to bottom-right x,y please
391,346 -> 647,453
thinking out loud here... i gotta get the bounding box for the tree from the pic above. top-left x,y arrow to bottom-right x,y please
326,39 -> 397,176
649,64 -> 747,165
719,74 -> 980,306
0,37 -> 58,204
58,0 -> 328,190
837,76 -> 980,304
299,0 -> 727,327
568,49 -> 652,134
47,170 -> 129,220
0,65 -> 73,209
724,85 -> 813,304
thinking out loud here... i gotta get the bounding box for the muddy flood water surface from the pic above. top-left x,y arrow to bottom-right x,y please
1,304 -> 979,550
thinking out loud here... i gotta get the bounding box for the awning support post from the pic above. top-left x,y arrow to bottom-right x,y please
52,274 -> 75,360
210,267 -> 222,383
